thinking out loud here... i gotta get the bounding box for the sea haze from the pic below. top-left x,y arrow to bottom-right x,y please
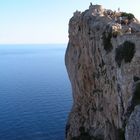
0,44 -> 72,140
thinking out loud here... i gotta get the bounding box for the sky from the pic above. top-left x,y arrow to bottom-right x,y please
0,0 -> 140,44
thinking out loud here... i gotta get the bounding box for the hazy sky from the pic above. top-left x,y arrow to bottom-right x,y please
0,0 -> 140,44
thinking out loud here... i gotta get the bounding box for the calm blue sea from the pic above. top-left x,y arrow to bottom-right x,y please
0,44 -> 72,140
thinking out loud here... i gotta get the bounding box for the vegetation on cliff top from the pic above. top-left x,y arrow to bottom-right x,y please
121,12 -> 135,20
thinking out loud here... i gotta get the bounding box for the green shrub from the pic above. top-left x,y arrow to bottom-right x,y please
123,41 -> 135,62
115,45 -> 124,67
121,12 -> 135,20
117,128 -> 125,140
102,31 -> 113,52
133,82 -> 140,105
115,41 -> 135,67
72,127 -> 103,140
72,127 -> 92,140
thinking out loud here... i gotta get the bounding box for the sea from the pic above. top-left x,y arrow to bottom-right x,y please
0,44 -> 72,140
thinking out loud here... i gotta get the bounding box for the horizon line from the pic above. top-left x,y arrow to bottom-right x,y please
0,43 -> 67,45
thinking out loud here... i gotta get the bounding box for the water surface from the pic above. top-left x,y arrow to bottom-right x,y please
0,44 -> 72,140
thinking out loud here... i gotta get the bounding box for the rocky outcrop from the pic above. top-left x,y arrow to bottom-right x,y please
65,4 -> 140,140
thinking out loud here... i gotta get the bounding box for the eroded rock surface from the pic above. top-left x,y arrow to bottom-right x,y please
65,4 -> 140,140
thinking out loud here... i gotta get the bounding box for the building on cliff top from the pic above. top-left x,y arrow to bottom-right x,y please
89,3 -> 104,16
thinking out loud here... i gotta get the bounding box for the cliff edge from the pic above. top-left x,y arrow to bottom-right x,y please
65,3 -> 140,140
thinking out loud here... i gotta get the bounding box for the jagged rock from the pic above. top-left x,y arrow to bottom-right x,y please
65,4 -> 140,140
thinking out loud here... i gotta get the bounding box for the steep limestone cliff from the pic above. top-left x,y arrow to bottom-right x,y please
65,4 -> 140,140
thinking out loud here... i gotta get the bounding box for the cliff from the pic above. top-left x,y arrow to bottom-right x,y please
65,4 -> 140,140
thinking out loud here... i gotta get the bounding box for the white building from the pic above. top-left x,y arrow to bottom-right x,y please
89,3 -> 104,16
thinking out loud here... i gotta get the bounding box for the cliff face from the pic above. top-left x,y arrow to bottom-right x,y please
65,4 -> 140,140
